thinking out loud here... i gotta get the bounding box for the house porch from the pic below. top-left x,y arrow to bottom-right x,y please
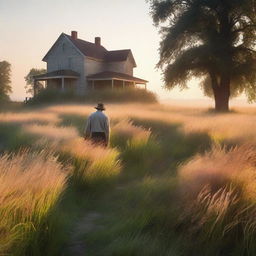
87,71 -> 148,90
33,70 -> 80,96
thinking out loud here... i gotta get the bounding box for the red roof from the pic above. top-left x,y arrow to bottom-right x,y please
43,33 -> 136,66
65,34 -> 107,60
105,50 -> 131,62
87,71 -> 148,84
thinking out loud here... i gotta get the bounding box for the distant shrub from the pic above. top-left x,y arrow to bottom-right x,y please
27,87 -> 157,105
85,88 -> 157,103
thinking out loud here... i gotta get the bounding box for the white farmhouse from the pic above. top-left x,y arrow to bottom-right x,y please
34,31 -> 148,94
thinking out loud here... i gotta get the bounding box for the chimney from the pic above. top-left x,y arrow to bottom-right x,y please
71,31 -> 78,40
95,37 -> 101,46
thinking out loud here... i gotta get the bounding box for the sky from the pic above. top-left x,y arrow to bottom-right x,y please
0,0 -> 241,102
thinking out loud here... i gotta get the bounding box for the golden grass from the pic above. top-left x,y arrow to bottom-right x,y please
1,102 -> 256,254
179,145 -> 256,200
1,103 -> 256,145
23,124 -> 79,142
60,138 -> 121,186
112,119 -> 151,145
0,111 -> 59,124
39,103 -> 256,145
0,150 -> 68,254
177,145 -> 256,250
20,123 -> 121,187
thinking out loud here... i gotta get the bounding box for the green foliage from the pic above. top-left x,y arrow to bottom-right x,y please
149,0 -> 256,108
0,60 -> 12,102
27,87 -> 157,105
0,123 -> 35,152
24,68 -> 46,95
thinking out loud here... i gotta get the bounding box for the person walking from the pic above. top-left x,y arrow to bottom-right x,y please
84,103 -> 110,147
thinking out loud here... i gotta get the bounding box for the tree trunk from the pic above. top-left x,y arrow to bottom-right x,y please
210,72 -> 230,112
214,88 -> 230,112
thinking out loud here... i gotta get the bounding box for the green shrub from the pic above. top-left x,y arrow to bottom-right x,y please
27,87 -> 157,105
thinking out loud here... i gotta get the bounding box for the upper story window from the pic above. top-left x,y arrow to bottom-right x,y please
62,43 -> 66,53
68,57 -> 72,69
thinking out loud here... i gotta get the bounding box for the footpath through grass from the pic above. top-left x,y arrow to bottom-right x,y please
54,115 -> 212,256
2,104 -> 256,256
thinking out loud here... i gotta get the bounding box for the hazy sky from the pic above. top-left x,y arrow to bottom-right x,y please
1,0 -> 215,101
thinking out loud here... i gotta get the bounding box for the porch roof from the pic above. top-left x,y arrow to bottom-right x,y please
33,70 -> 80,80
87,71 -> 148,84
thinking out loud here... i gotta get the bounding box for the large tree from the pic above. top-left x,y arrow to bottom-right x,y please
149,0 -> 256,111
24,68 -> 46,96
0,61 -> 12,102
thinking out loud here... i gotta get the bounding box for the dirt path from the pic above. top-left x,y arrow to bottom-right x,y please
65,212 -> 102,256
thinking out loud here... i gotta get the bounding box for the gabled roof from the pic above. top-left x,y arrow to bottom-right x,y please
64,33 -> 107,60
105,50 -> 130,62
87,71 -> 148,84
42,33 -> 137,67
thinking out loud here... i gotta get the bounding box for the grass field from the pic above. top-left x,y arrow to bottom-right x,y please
1,102 -> 256,256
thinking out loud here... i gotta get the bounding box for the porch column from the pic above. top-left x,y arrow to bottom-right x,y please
133,81 -> 136,87
111,79 -> 114,90
61,77 -> 65,92
123,81 -> 125,89
145,83 -> 147,90
33,79 -> 37,97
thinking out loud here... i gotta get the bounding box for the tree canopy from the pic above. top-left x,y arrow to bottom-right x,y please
0,61 -> 12,102
24,68 -> 46,96
149,0 -> 256,111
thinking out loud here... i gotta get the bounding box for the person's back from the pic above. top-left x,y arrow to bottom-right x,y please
88,111 -> 108,132
84,103 -> 110,147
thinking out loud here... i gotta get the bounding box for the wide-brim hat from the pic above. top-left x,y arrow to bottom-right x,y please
95,103 -> 105,110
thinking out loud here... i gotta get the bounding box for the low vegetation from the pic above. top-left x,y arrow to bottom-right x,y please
27,87 -> 157,105
1,102 -> 256,255
0,150 -> 67,256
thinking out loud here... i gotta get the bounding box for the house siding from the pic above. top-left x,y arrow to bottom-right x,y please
43,34 -> 139,93
124,57 -> 134,76
104,61 -> 126,74
45,35 -> 86,94
104,58 -> 134,75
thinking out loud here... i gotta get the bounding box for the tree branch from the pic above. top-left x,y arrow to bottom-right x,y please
233,24 -> 256,33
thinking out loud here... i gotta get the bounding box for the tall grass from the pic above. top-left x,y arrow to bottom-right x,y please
23,123 -> 79,142
60,138 -> 121,188
0,150 -> 68,256
40,103 -> 256,145
2,102 -> 256,255
177,145 -> 256,255
0,111 -> 59,124
111,119 -> 151,148
21,123 -> 121,189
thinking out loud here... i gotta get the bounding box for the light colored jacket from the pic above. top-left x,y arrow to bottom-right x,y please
84,110 -> 110,141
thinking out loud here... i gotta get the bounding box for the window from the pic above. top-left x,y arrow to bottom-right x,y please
62,43 -> 66,53
68,57 -> 72,69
